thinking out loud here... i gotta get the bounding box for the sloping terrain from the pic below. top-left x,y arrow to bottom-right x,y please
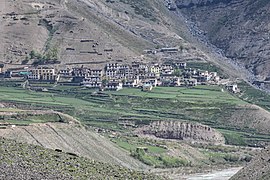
0,137 -> 162,180
0,86 -> 260,172
225,104 -> 270,135
1,0 -> 140,66
0,123 -> 147,170
1,85 -> 270,147
176,0 -> 270,82
231,147 -> 270,180
2,0 -> 269,85
0,0 -> 242,79
0,109 -> 79,126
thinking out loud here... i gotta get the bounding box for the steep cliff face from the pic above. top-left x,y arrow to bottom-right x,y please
136,121 -> 225,144
176,0 -> 270,82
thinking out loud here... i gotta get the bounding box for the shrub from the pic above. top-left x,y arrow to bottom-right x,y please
131,148 -> 190,168
224,154 -> 239,162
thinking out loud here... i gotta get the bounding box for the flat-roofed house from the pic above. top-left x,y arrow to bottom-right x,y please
90,69 -> 103,77
181,78 -> 197,86
105,81 -> 123,91
72,67 -> 90,77
123,77 -> 140,87
82,78 -> 102,88
150,64 -> 160,74
29,67 -> 57,81
175,62 -> 187,69
161,77 -> 180,87
59,68 -> 72,77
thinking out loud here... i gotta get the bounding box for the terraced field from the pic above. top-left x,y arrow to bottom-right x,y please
1,85 -> 270,146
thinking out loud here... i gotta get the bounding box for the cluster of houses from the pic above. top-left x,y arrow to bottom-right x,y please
0,61 -> 222,91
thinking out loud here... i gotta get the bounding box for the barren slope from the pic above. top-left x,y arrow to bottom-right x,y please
225,104 -> 270,135
0,137 -> 161,180
0,0 -> 243,80
0,123 -> 147,170
231,147 -> 270,180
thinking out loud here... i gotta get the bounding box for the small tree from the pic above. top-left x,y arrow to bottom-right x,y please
45,47 -> 58,60
29,50 -> 42,60
173,68 -> 182,77
29,50 -> 36,59
102,79 -> 108,86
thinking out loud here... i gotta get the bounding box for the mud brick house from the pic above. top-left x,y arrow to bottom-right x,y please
105,81 -> 123,91
28,67 -> 57,81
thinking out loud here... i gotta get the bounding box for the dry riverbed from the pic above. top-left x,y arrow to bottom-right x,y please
182,167 -> 242,180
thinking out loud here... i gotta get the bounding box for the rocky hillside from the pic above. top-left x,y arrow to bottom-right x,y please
136,121 -> 225,144
176,0 -> 270,82
1,0 -> 269,87
0,0 -> 242,79
0,137 -> 163,180
0,122 -> 147,170
231,147 -> 270,180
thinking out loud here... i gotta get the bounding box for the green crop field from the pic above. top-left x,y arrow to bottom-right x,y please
111,137 -> 167,154
0,85 -> 270,146
108,86 -> 246,104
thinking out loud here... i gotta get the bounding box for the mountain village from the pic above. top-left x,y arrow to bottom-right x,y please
0,60 -> 238,92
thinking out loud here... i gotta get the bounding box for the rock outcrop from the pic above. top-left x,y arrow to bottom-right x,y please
136,121 -> 225,144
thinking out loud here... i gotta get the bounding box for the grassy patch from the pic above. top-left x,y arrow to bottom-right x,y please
238,81 -> 270,110
219,129 -> 247,146
109,136 -> 186,168
131,147 -> 190,168
111,137 -> 167,154
0,113 -> 65,126
0,85 -> 268,146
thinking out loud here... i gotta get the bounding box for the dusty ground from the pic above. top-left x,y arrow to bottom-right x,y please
0,122 -> 147,170
0,137 -> 162,180
183,167 -> 242,180
226,104 -> 270,135
0,0 -> 244,80
231,147 -> 270,180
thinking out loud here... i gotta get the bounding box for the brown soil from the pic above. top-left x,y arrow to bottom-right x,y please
0,122 -> 147,170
